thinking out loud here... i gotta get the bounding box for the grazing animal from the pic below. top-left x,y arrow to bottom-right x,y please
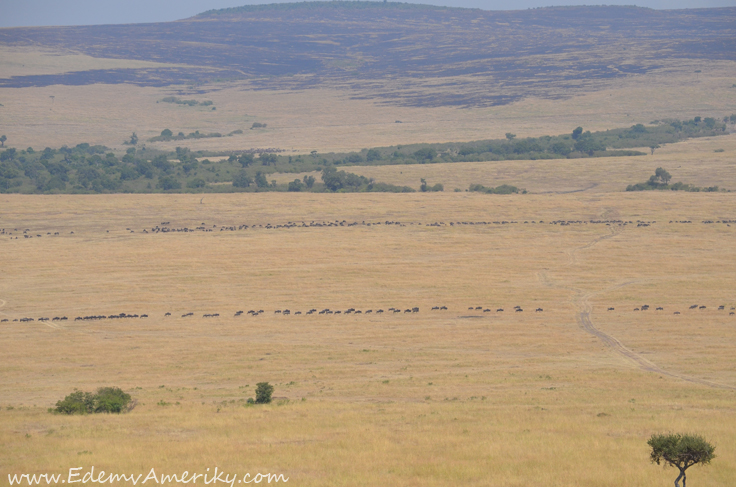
674,312 -> 680,315
497,309 -> 504,312
689,305 -> 698,309
165,312 -> 171,316
535,308 -> 543,312
607,307 -> 615,311
656,307 -> 663,311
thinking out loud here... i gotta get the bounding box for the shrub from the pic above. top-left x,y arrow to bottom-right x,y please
232,170 -> 252,188
54,390 -> 95,414
469,183 -> 521,194
366,149 -> 381,161
157,176 -> 181,191
255,382 -> 274,404
187,178 -> 206,189
94,387 -> 131,413
288,179 -> 304,192
54,387 -> 131,415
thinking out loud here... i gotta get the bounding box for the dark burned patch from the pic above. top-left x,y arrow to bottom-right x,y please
0,5 -> 734,107
0,68 -> 245,89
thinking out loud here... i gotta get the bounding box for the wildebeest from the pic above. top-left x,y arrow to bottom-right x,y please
607,307 -> 614,311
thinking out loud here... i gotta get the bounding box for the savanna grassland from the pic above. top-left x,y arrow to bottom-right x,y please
2,191 -> 736,486
1,2 -> 736,486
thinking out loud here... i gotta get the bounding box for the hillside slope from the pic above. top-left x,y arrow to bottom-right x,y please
1,3 -> 735,107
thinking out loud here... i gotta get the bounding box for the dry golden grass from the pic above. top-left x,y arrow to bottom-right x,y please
1,190 -> 736,486
0,46 -> 185,77
2,43 -> 736,486
0,45 -> 734,154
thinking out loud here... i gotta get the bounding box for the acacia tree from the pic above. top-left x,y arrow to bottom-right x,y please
648,433 -> 715,487
651,167 -> 672,185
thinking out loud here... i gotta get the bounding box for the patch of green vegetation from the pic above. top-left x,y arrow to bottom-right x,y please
0,117 -> 728,195
160,97 -> 213,107
626,167 -> 724,192
149,129 -> 228,142
469,183 -> 524,195
52,387 -> 132,415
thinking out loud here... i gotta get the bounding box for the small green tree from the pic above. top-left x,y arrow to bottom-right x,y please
160,129 -> 173,137
572,126 -> 583,140
303,175 -> 316,188
648,433 -> 715,487
255,382 -> 274,404
233,170 -> 253,188
238,154 -> 254,167
187,178 -> 206,189
0,135 -> 6,147
157,176 -> 181,191
254,171 -> 269,188
288,179 -> 304,192
505,133 -> 516,140
366,148 -> 381,162
128,132 -> 138,145
653,167 -> 671,185
650,144 -> 660,155
259,153 -> 277,166
94,387 -> 131,413
54,390 -> 96,414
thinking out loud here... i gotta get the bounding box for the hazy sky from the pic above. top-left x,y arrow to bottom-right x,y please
2,0 -> 735,28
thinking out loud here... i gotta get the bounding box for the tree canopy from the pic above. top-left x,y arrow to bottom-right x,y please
648,433 -> 715,487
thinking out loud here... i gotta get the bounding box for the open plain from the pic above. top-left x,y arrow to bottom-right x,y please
2,189 -> 736,486
2,3 -> 736,486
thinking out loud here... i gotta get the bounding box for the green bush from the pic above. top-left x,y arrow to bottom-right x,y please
94,387 -> 132,413
54,387 -> 131,415
469,183 -> 521,194
255,382 -> 274,404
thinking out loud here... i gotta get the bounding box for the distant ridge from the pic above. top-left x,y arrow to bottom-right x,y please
2,5 -> 734,107
196,1 -> 454,18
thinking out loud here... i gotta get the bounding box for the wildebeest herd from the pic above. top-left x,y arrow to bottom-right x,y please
3,303 -> 735,324
3,217 -> 735,240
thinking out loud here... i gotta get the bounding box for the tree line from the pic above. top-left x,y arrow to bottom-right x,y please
0,116 -> 731,194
